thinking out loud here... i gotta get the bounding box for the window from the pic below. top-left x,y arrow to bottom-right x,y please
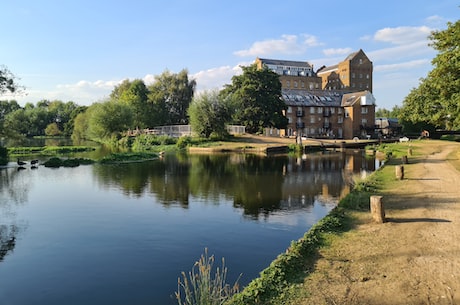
288,116 -> 292,123
359,74 -> 363,79
345,109 -> 350,118
366,74 -> 369,79
294,81 -> 298,88
310,107 -> 315,114
361,107 -> 368,114
310,128 -> 315,135
287,106 -> 292,113
286,81 -> 290,88
310,116 -> 315,123
361,118 -> 367,125
331,108 -> 335,114
359,59 -> 363,64
317,107 -> 323,114
351,73 -> 355,78
338,116 -> 343,123
338,108 -> 342,114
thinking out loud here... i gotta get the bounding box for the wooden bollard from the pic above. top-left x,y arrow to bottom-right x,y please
395,165 -> 404,180
370,196 -> 385,223
407,148 -> 412,156
402,155 -> 408,164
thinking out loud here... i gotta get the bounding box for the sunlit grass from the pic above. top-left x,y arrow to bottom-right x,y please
176,248 -> 240,305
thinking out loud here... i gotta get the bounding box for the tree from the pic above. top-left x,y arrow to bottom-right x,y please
45,122 -> 61,136
87,100 -> 133,141
188,90 -> 233,138
400,20 -> 460,130
148,69 -> 196,125
0,65 -> 23,95
0,100 -> 21,138
221,64 -> 287,134
118,79 -> 150,128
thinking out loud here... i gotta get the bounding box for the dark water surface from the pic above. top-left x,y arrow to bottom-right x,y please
0,151 -> 377,305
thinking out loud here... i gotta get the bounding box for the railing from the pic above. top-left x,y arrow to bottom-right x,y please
126,125 -> 246,137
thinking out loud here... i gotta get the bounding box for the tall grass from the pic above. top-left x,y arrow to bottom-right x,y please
175,248 -> 240,305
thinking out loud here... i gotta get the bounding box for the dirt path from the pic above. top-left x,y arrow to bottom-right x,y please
298,141 -> 460,305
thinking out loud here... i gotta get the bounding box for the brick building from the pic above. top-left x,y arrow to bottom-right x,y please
316,49 -> 373,92
256,50 -> 376,139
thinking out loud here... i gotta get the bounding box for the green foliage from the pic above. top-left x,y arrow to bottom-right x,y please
86,101 -> 133,141
188,90 -> 232,138
99,152 -> 158,164
176,136 -> 193,149
400,20 -> 460,131
43,157 -> 94,168
45,122 -> 62,136
0,146 -> 8,165
8,146 -> 95,156
0,65 -> 23,94
176,248 -> 240,305
148,69 -> 196,125
131,134 -> 177,151
221,64 -> 287,134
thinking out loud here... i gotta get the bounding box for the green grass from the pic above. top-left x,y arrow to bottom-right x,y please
8,146 -> 96,156
99,152 -> 159,164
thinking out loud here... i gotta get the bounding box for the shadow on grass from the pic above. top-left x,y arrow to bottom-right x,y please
386,217 -> 451,223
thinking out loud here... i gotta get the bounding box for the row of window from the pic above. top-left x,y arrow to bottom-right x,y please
287,116 -> 344,124
287,116 -> 369,126
284,80 -> 320,89
287,106 -> 343,114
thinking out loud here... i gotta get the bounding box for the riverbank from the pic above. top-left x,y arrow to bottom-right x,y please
290,140 -> 460,304
227,139 -> 460,305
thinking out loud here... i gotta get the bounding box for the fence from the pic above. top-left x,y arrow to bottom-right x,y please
126,125 -> 245,138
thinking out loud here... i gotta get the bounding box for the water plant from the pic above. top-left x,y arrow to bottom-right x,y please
176,248 -> 240,305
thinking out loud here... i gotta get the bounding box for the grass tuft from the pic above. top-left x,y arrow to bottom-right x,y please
176,248 -> 240,305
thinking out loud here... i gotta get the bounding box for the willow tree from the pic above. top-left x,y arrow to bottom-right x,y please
400,20 -> 460,131
221,64 -> 287,134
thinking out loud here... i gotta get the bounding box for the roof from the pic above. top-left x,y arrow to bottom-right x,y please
282,89 -> 343,107
316,64 -> 338,75
258,58 -> 313,69
344,50 -> 360,61
341,90 -> 375,106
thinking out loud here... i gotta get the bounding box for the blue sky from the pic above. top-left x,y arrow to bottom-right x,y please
1,0 -> 458,110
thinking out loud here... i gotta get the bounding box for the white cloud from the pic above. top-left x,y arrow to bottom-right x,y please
191,64 -> 245,93
368,40 -> 434,62
374,26 -> 432,45
234,34 -> 322,57
323,48 -> 353,56
374,59 -> 431,72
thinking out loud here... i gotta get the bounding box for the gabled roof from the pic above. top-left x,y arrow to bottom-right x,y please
341,90 -> 375,106
258,58 -> 313,69
316,64 -> 338,75
344,50 -> 360,61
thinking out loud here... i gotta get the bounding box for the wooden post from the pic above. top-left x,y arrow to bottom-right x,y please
370,195 -> 385,223
395,165 -> 404,180
402,155 -> 408,164
407,148 -> 412,156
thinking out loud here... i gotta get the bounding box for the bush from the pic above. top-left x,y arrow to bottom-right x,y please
176,136 -> 193,149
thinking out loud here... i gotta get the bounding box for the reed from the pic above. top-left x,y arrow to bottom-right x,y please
176,248 -> 240,305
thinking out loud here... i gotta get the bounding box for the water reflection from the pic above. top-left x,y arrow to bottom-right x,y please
91,150 -> 377,218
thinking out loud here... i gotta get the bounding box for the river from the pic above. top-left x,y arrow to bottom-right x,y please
0,150 -> 378,305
